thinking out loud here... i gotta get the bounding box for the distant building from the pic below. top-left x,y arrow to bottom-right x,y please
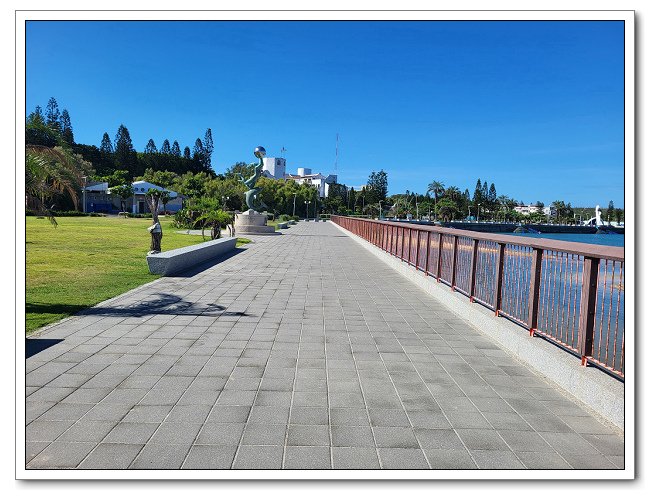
262,157 -> 287,180
513,205 -> 542,215
542,206 -> 557,218
86,180 -> 183,214
286,167 -> 338,198
82,181 -> 111,213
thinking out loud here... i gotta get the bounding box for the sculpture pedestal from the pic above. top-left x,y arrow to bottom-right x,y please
234,209 -> 276,235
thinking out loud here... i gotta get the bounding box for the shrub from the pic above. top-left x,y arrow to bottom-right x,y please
278,214 -> 291,222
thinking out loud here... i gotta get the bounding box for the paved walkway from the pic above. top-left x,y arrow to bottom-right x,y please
25,221 -> 623,470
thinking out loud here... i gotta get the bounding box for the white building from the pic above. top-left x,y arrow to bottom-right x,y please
513,205 -> 542,215
286,168 -> 338,198
262,157 -> 287,179
102,180 -> 182,214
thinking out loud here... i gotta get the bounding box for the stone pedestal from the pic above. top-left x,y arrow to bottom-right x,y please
234,209 -> 276,235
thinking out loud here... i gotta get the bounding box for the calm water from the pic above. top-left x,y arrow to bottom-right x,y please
507,232 -> 624,247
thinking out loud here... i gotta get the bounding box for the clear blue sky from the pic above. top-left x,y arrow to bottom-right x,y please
26,20 -> 624,207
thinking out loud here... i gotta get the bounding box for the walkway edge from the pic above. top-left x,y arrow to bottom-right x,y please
332,222 -> 624,432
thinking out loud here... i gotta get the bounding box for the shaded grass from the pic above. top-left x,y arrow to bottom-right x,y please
25,216 -> 248,334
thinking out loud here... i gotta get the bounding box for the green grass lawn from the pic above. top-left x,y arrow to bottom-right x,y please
26,216 -> 249,334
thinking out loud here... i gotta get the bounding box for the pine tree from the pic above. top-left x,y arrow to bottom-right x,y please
193,138 -> 204,162
27,105 -> 45,125
183,146 -> 191,159
100,132 -> 114,154
45,97 -> 61,131
482,181 -> 488,201
60,109 -> 74,144
203,128 -> 214,171
114,124 -> 137,175
145,139 -> 158,154
161,139 -> 171,155
473,179 -> 482,204
171,141 -> 181,157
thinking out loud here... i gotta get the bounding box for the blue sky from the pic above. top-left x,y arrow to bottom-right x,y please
26,20 -> 624,207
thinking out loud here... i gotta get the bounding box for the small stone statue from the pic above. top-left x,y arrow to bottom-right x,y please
238,146 -> 268,212
148,222 -> 162,254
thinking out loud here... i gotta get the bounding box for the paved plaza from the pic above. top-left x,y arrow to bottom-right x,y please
25,221 -> 624,470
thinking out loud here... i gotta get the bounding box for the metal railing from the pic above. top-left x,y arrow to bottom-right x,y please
332,216 -> 625,379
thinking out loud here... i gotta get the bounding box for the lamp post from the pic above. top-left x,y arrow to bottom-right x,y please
304,200 -> 310,220
379,201 -> 383,220
477,203 -> 481,223
82,176 -> 87,213
293,193 -> 297,216
221,196 -> 229,210
414,195 -> 419,220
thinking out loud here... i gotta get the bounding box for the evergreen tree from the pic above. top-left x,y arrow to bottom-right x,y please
193,138 -> 204,162
145,139 -> 158,154
606,200 -> 615,223
161,139 -> 171,155
473,178 -> 482,204
203,128 -> 214,171
482,181 -> 488,201
60,109 -> 74,144
366,170 -> 388,204
183,146 -> 191,159
171,141 -> 181,157
45,97 -> 61,131
100,132 -> 114,154
27,105 -> 45,126
114,124 -> 138,175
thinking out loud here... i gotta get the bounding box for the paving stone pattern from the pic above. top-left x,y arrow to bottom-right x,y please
25,221 -> 624,470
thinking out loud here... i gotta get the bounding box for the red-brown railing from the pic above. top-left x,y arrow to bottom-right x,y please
332,216 -> 625,379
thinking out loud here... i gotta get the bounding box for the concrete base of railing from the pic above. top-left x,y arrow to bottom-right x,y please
333,222 -> 624,432
146,237 -> 237,276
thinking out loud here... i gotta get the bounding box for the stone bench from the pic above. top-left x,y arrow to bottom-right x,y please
146,237 -> 237,276
277,222 -> 289,229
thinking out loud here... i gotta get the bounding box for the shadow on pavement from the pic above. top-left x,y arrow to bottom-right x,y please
28,293 -> 250,319
171,247 -> 247,277
26,338 -> 63,358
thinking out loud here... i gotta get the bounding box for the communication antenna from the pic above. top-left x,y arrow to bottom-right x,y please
334,133 -> 339,173
280,146 -> 287,158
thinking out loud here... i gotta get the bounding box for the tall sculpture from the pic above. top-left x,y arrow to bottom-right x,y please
238,146 -> 268,212
233,146 -> 276,235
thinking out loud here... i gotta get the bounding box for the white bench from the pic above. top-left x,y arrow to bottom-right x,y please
146,237 -> 237,276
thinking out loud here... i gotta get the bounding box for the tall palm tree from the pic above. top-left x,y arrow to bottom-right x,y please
426,180 -> 445,221
26,145 -> 91,226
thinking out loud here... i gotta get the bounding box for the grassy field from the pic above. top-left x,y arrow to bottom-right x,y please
25,216 -> 249,334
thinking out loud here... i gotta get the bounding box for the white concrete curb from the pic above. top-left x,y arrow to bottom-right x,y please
332,222 -> 624,432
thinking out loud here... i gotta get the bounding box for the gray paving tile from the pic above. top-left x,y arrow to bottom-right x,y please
470,450 -> 526,469
149,422 -> 202,445
78,443 -> 143,469
122,405 -> 172,423
414,429 -> 466,450
377,448 -> 429,469
248,406 -> 290,424
196,422 -> 245,445
290,406 -> 329,425
515,451 -> 572,469
233,445 -> 283,469
181,445 -> 237,469
284,446 -> 331,469
26,420 -> 75,442
372,427 -> 419,448
103,422 -> 159,444
28,441 -> 95,469
26,441 -> 51,464
287,424 -> 330,446
330,408 -> 370,426
165,404 -> 212,423
332,447 -> 380,469
241,424 -> 287,446
130,443 -> 191,469
424,449 -> 478,469
331,426 -> 375,448
368,408 -> 410,427
206,405 -> 251,423
56,420 -> 116,443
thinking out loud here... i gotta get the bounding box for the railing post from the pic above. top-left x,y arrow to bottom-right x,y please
493,243 -> 506,315
415,229 -> 420,267
527,248 -> 544,335
578,257 -> 599,366
469,239 -> 479,302
400,227 -> 405,261
436,234 -> 444,281
407,228 -> 412,265
450,235 -> 459,290
424,232 -> 431,275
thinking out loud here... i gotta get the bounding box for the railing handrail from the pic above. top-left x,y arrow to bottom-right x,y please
340,217 -> 624,261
